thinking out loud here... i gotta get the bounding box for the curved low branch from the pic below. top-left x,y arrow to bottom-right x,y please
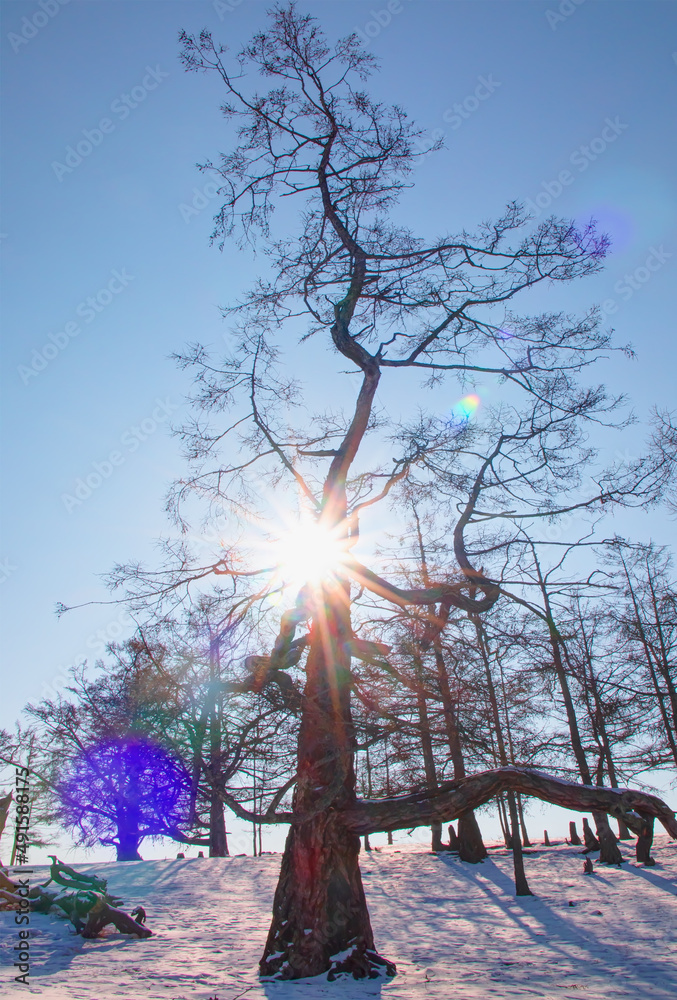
342,766 -> 677,838
345,556 -> 498,615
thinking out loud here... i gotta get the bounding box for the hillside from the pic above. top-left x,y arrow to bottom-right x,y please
1,838 -> 676,999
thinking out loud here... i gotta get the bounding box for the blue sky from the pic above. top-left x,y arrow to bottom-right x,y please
1,0 -> 676,856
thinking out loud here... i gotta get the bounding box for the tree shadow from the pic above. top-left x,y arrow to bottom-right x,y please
625,862 -> 677,897
434,854 -> 677,995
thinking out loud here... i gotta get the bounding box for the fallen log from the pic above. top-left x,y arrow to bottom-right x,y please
81,897 -> 152,939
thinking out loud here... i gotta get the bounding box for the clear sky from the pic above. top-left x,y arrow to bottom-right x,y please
1,0 -> 676,858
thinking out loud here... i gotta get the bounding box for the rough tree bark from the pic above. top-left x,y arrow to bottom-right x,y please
260,580 -> 395,980
116,829 -> 142,862
636,816 -> 656,866
342,766 -> 677,839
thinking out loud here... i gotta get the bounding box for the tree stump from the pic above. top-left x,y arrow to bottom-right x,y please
457,812 -> 487,863
448,823 -> 459,852
569,821 -> 582,845
582,817 -> 600,852
543,830 -> 550,846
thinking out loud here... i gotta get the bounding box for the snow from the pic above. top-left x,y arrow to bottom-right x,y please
1,838 -> 676,999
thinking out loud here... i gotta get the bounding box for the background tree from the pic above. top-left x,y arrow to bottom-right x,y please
26,662 -> 192,861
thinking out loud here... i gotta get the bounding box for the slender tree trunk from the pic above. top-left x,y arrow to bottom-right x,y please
209,796 -> 229,857
517,794 -> 531,847
384,746 -> 393,845
412,509 -> 486,860
412,652 -> 444,851
572,602 -> 632,840
645,562 -> 677,741
507,791 -> 532,895
472,615 -> 532,893
619,553 -> 677,768
260,582 -> 395,980
208,657 -> 229,857
432,642 -> 486,861
497,794 -> 512,847
532,554 -> 622,865
497,658 -> 532,848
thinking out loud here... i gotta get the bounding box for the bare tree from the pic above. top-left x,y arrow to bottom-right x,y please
95,5 -> 677,978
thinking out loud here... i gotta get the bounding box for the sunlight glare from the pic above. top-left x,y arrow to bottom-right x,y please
273,520 -> 347,589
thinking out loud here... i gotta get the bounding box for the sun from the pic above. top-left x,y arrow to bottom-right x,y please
272,520 -> 347,589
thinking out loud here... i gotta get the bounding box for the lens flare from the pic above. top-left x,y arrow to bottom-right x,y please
456,394 -> 480,419
273,520 -> 347,589
446,393 -> 481,434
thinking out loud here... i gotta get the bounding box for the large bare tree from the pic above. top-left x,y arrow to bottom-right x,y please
103,4 -> 677,979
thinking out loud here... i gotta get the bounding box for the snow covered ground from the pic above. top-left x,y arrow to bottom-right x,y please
2,837 -> 676,1000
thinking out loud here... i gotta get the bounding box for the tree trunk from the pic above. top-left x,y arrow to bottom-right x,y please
591,810 -> 623,864
260,583 -> 394,980
116,834 -> 142,862
517,793 -> 531,847
472,615 -> 525,889
534,568 -> 622,864
636,815 -> 655,866
507,791 -> 532,895
458,811 -> 488,861
498,794 -> 512,847
572,603 -> 634,845
209,796 -> 229,857
646,562 -> 677,742
432,641 -> 486,861
619,553 -> 677,768
208,643 -> 229,858
412,651 -> 443,852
